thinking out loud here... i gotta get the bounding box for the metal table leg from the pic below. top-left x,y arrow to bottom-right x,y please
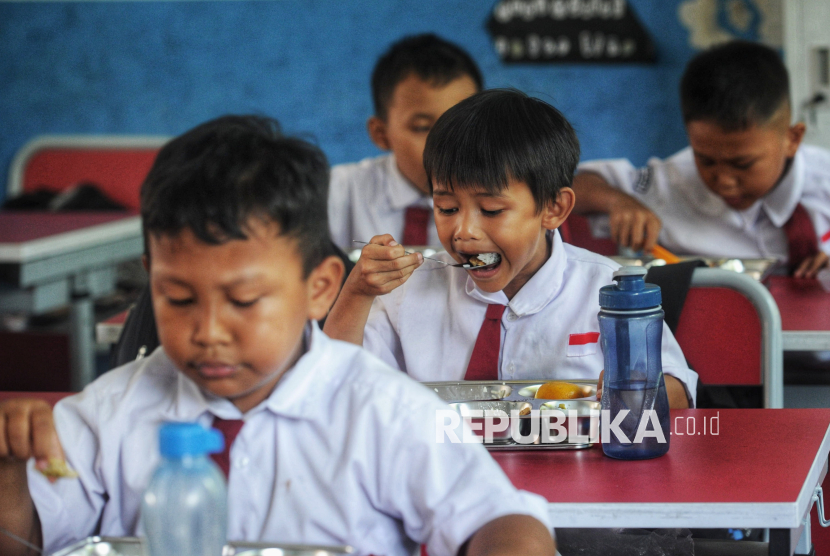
69,295 -> 95,391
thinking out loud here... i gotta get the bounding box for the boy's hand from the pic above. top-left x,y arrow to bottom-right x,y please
596,371 -> 690,409
596,370 -> 604,401
607,195 -> 662,253
793,251 -> 829,279
0,399 -> 65,479
345,234 -> 423,298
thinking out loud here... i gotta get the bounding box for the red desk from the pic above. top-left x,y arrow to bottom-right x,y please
0,212 -> 143,389
494,409 -> 830,555
766,276 -> 830,352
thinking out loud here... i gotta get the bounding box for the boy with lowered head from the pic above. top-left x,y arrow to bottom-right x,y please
0,115 -> 554,556
573,40 -> 830,278
324,89 -> 698,409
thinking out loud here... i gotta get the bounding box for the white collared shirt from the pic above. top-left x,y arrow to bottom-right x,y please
29,324 -> 550,556
329,154 -> 440,249
363,231 -> 698,405
578,145 -> 830,262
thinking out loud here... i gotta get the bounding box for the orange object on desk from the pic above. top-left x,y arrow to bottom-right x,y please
650,245 -> 681,264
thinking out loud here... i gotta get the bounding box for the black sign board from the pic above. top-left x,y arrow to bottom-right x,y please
487,0 -> 656,64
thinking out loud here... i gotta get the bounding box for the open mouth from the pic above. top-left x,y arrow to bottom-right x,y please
461,252 -> 502,270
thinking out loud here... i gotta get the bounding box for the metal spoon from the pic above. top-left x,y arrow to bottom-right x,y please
351,241 -> 500,270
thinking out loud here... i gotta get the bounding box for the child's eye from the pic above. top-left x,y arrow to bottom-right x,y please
733,161 -> 755,170
437,207 -> 458,215
168,297 -> 194,307
482,209 -> 504,217
230,298 -> 259,308
412,126 -> 432,133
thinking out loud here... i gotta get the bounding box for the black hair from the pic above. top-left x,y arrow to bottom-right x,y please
371,33 -> 484,120
423,89 -> 580,212
141,115 -> 331,277
680,40 -> 790,131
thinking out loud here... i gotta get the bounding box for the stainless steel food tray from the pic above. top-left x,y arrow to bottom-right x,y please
425,380 -> 600,451
51,537 -> 353,556
610,256 -> 780,281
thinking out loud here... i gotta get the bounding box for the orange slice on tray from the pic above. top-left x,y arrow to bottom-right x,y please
650,245 -> 681,264
534,381 -> 584,400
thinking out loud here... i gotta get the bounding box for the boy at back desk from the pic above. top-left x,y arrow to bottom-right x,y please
324,89 -> 697,409
328,33 -> 482,249
0,115 -> 555,556
573,40 -> 830,279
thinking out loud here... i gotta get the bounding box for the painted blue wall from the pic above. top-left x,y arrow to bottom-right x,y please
0,0 -> 698,205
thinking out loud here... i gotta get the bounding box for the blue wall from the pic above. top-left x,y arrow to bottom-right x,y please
0,0 -> 698,205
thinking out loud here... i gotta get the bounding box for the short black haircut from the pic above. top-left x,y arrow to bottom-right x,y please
680,40 -> 790,131
423,89 -> 580,212
371,33 -> 484,121
141,115 -> 331,277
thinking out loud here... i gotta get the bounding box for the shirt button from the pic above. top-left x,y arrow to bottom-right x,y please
507,312 -> 517,322
237,456 -> 250,469
508,363 -> 515,373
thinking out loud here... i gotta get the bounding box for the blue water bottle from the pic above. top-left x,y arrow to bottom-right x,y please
598,267 -> 670,460
142,422 -> 228,556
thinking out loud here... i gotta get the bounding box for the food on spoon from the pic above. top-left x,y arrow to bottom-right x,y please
40,457 -> 78,479
468,253 -> 500,267
534,381 -> 585,400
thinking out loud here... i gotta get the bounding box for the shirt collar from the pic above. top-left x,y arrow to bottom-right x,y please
761,152 -> 804,227
464,230 -> 565,316
166,322 -> 327,422
384,154 -> 433,211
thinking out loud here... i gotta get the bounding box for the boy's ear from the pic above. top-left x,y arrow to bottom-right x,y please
306,255 -> 346,321
142,254 -> 150,271
541,187 -> 576,231
785,122 -> 807,158
367,116 -> 391,151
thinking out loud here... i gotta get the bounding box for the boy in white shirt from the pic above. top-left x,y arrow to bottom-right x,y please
0,116 -> 555,556
328,33 -> 482,249
572,40 -> 830,279
324,90 -> 697,409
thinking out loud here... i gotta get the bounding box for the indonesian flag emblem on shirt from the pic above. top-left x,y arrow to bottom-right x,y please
567,332 -> 600,357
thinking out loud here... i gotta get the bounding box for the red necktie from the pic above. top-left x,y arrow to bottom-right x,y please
403,206 -> 431,246
465,304 -> 506,380
210,417 -> 245,479
783,203 -> 819,273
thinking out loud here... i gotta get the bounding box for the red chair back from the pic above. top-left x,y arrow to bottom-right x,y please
10,136 -> 168,210
561,214 -> 618,256
674,287 -> 762,386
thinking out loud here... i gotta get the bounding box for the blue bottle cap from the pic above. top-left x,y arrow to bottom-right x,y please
158,422 -> 224,458
599,266 -> 662,310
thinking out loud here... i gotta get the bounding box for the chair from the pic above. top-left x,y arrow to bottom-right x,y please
7,134 -> 169,209
674,268 -> 784,408
560,214 -> 618,256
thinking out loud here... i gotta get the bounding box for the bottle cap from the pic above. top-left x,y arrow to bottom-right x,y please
158,422 -> 224,458
599,266 -> 661,310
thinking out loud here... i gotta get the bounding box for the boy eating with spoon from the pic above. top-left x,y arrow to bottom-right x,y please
324,89 -> 697,409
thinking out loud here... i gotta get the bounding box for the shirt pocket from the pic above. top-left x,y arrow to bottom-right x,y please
567,332 -> 600,357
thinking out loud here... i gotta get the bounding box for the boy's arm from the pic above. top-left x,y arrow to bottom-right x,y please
794,251 -> 829,279
0,399 -> 64,556
462,514 -> 555,556
572,171 -> 662,252
324,234 -> 422,345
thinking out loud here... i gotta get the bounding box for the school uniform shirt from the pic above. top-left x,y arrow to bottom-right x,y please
28,324 -> 550,556
578,145 -> 830,262
363,230 -> 698,406
329,153 -> 440,250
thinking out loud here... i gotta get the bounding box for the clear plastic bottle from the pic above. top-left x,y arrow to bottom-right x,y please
142,422 -> 228,556
599,267 -> 670,460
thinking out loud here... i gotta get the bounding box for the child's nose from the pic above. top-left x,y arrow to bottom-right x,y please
453,210 -> 481,241
192,303 -> 231,346
713,169 -> 738,190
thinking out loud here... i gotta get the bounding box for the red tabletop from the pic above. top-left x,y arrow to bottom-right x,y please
765,276 -> 830,332
0,211 -> 134,244
494,409 -> 830,528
